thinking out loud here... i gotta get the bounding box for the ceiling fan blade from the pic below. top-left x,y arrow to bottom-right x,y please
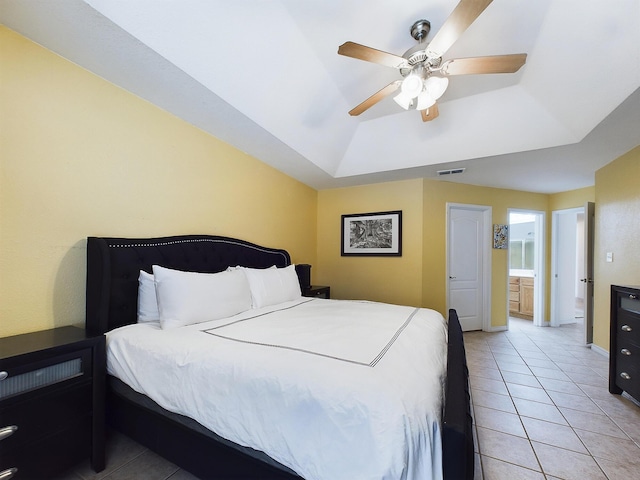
338,41 -> 407,69
442,54 -> 527,75
421,104 -> 439,122
426,0 -> 493,58
349,81 -> 401,116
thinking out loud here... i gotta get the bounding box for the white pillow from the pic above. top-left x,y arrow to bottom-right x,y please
243,264 -> 302,309
152,265 -> 252,329
137,270 -> 160,323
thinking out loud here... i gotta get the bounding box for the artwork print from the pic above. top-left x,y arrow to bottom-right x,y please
493,224 -> 509,249
341,211 -> 402,256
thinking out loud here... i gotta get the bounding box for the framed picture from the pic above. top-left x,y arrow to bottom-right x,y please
493,224 -> 509,249
341,210 -> 402,256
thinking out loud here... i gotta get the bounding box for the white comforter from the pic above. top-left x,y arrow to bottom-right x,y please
106,298 -> 448,480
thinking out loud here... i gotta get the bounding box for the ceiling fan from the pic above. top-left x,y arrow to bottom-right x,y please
338,0 -> 527,122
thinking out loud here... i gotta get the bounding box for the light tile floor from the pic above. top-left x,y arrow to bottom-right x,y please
55,427 -> 198,480
58,317 -> 640,480
467,317 -> 640,480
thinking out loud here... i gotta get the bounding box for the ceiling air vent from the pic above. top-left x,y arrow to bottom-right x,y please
437,168 -> 466,176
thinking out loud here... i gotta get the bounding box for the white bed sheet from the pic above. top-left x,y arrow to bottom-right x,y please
106,298 -> 448,480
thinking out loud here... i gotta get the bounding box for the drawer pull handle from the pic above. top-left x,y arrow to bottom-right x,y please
0,425 -> 18,441
620,372 -> 632,380
0,468 -> 17,480
0,371 -> 7,381
621,325 -> 633,332
630,294 -> 638,300
621,348 -> 632,356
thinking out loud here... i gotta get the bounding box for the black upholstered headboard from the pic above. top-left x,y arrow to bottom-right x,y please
86,235 -> 292,336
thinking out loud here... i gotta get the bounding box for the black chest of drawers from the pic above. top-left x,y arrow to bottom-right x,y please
609,285 -> 640,402
0,327 -> 105,479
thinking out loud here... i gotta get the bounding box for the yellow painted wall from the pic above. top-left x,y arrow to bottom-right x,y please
593,146 -> 640,351
549,187 -> 595,211
421,180 -> 548,327
316,179 -> 424,307
317,178 -> 549,324
0,27 -> 317,337
4,27 -> 637,346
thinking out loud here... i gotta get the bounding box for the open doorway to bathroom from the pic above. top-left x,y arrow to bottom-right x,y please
508,210 -> 545,328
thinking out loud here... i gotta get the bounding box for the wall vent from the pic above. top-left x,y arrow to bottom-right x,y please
437,168 -> 466,176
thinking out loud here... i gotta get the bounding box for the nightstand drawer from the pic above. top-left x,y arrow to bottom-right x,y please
302,286 -> 330,299
0,381 -> 92,450
0,349 -> 92,401
0,414 -> 92,478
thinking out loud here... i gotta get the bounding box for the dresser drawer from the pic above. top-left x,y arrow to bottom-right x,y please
0,414 -> 92,478
615,352 -> 640,400
615,311 -> 640,346
620,292 -> 640,314
0,381 -> 92,450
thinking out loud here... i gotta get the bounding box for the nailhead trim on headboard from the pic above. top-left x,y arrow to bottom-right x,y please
109,238 -> 290,262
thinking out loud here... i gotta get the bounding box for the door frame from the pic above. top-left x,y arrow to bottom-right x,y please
446,203 -> 492,332
508,209 -> 546,327
550,207 -> 582,328
550,203 -> 594,344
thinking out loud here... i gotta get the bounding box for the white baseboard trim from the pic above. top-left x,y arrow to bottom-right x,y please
590,343 -> 609,359
488,325 -> 507,332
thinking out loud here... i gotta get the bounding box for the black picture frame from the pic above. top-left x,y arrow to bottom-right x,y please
341,210 -> 402,256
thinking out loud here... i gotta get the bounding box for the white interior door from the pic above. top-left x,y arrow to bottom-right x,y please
447,204 -> 490,331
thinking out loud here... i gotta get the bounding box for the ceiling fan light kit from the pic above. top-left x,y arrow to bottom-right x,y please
338,0 -> 527,122
393,67 -> 449,111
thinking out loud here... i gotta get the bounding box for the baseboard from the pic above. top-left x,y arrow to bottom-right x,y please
590,343 -> 609,359
488,325 -> 507,332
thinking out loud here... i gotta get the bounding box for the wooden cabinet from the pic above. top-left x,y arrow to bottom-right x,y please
509,277 -> 520,314
520,278 -> 534,317
0,327 -> 105,479
609,285 -> 640,402
509,276 -> 534,319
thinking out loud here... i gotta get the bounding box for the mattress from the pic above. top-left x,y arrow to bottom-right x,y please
106,298 -> 448,480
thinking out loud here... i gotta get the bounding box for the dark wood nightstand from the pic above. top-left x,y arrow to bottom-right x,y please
302,285 -> 331,299
0,326 -> 105,479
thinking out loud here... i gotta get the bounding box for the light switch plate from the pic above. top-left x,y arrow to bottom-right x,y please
606,252 -> 613,263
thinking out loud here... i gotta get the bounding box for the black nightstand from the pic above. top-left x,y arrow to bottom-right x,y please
0,326 -> 105,479
302,285 -> 331,299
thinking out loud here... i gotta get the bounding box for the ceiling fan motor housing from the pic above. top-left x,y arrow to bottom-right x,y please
401,19 -> 442,77
410,19 -> 431,41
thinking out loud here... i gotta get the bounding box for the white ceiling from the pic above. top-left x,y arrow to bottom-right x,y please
2,0 -> 639,193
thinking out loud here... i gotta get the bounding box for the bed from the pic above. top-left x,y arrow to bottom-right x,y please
85,234 -> 473,479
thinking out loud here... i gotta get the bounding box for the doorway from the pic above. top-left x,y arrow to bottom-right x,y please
508,210 -> 545,328
551,203 -> 595,344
